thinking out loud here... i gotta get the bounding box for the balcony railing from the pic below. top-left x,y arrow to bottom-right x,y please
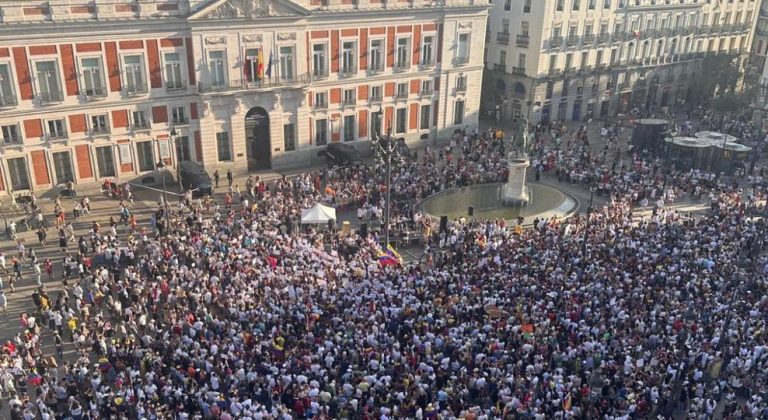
342,98 -> 356,106
548,68 -> 562,77
82,86 -> 107,100
166,81 -> 186,92
3,135 -> 21,144
395,91 -> 409,99
172,118 -> 189,126
315,101 -> 328,109
0,96 -> 18,107
124,83 -> 148,96
394,63 -> 410,72
47,132 -> 68,141
566,35 -> 580,46
131,121 -> 150,131
368,65 -> 385,75
420,88 -> 434,97
512,66 -> 526,75
91,127 -> 110,136
516,35 -> 530,47
549,36 -> 563,48
197,73 -> 311,93
494,64 -> 507,72
497,32 -> 510,45
36,90 -> 64,104
596,33 -> 610,43
369,95 -> 382,103
582,34 -> 594,43
618,82 -> 630,90
340,67 -> 357,77
455,83 -> 467,92
453,56 -> 469,66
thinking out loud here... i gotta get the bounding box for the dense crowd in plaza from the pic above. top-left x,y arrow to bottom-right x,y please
0,117 -> 766,420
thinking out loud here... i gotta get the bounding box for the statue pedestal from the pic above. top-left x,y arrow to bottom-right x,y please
502,155 -> 530,205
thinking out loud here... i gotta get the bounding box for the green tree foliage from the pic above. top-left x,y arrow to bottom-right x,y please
688,54 -> 742,104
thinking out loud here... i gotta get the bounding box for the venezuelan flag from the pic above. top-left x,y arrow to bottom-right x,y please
386,244 -> 403,264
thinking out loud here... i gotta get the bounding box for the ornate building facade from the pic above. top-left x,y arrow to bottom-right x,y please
0,0 -> 488,192
484,0 -> 758,125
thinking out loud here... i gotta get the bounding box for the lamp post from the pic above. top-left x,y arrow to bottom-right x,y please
155,139 -> 169,229
371,123 -> 399,248
582,186 -> 596,255
170,127 -> 182,194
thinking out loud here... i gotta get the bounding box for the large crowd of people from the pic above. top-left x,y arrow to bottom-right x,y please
0,120 -> 766,420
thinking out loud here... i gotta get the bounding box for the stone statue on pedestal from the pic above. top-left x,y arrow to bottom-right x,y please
512,116 -> 530,156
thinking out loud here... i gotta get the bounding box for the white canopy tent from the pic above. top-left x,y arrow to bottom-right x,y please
301,203 -> 337,224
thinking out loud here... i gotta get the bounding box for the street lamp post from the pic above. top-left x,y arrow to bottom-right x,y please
155,138 -> 170,231
371,120 -> 399,248
170,127 -> 182,194
582,186 -> 596,255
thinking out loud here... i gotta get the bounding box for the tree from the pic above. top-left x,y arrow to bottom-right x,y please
712,93 -> 750,114
688,54 -> 743,104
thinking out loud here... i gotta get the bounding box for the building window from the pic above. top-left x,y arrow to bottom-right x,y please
0,64 -> 17,106
588,0 -> 595,10
549,55 -> 557,71
171,106 -> 188,125
523,0 -> 531,12
395,108 -> 407,134
315,91 -> 328,108
420,104 -> 431,130
421,79 -> 432,93
453,100 -> 465,125
518,53 -> 526,69
371,111 -> 382,138
396,38 -> 410,69
1,124 -> 21,144
122,55 -> 146,94
47,119 -> 67,140
562,79 -> 569,96
342,41 -> 356,74
244,48 -> 264,82
604,0 -> 611,8
315,119 -> 328,145
95,146 -> 115,177
456,33 -> 470,63
164,52 -> 184,90
175,136 -> 191,161
556,0 -> 564,12
545,81 -> 554,99
422,36 -> 434,66
132,110 -> 149,130
312,44 -> 328,78
279,46 -> 294,80
557,101 -> 568,121
34,60 -> 62,103
370,85 -> 382,101
136,141 -> 154,172
7,157 -> 30,191
504,0 -> 511,11
52,151 -> 74,184
343,88 -> 356,105
80,57 -> 106,98
208,50 -> 227,87
573,0 -> 580,10
456,75 -> 467,91
90,114 -> 109,135
343,115 -> 355,142
396,83 -> 408,98
369,39 -> 384,72
216,132 -> 232,161
283,124 -> 296,151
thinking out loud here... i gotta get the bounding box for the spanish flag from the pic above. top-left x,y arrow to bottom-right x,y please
562,391 -> 572,411
256,50 -> 265,80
